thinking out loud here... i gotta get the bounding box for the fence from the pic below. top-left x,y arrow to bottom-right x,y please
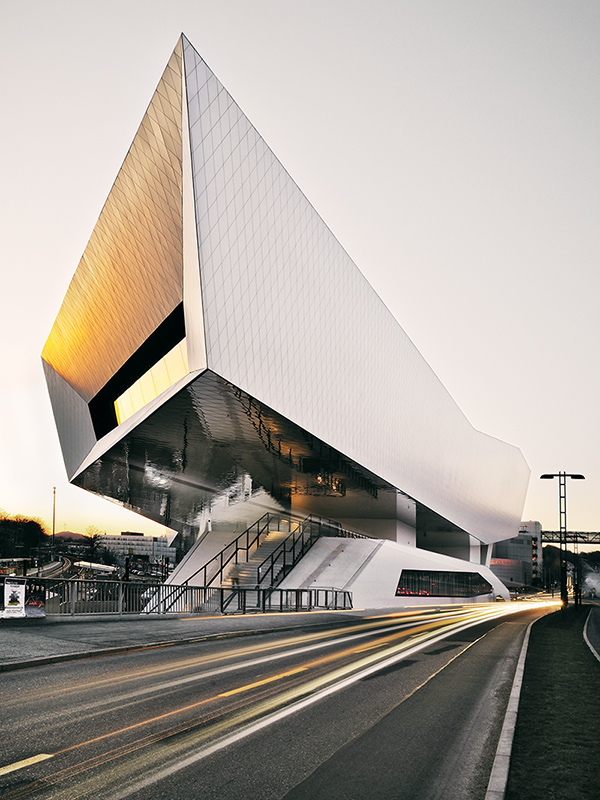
0,577 -> 352,617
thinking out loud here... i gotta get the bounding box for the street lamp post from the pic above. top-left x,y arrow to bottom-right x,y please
52,486 -> 56,560
540,472 -> 585,606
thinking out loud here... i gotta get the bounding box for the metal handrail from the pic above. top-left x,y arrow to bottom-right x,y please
256,514 -> 372,587
181,512 -> 372,590
181,512 -> 286,587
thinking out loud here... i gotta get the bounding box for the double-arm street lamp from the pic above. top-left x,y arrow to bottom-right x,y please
540,472 -> 585,606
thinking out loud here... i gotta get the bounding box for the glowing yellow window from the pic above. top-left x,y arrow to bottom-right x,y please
114,339 -> 189,425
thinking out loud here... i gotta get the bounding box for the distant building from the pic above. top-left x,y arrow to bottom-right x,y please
97,533 -> 176,564
490,521 -> 542,587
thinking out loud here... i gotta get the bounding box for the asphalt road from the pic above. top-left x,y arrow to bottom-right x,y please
0,603 -> 551,800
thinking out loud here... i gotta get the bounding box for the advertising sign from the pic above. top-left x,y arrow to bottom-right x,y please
25,580 -> 46,617
3,577 -> 26,618
1,578 -> 46,618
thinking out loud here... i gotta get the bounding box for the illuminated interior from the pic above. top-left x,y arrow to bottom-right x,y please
396,570 -> 494,598
114,339 -> 189,425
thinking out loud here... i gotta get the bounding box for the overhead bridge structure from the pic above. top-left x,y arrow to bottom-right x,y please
542,532 -> 600,544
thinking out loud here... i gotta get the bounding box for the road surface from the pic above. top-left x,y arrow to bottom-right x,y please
0,602 -> 553,799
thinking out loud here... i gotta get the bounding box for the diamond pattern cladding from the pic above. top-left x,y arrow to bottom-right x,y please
43,42 -> 184,402
182,37 -> 528,541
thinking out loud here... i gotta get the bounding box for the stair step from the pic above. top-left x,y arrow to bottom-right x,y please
222,529 -> 292,588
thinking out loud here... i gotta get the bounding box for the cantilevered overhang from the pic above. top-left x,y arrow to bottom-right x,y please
43,34 -> 530,555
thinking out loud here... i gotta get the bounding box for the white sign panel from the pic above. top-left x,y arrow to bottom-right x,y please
3,577 -> 26,618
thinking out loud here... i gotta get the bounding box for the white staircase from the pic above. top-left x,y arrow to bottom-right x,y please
222,529 -> 291,588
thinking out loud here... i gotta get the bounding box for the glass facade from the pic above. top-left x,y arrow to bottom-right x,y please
114,339 -> 189,425
396,570 -> 494,598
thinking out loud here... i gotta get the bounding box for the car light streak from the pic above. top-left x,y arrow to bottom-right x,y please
46,625 -> 440,758
0,609 -> 489,706
217,665 -> 308,697
0,603 -> 558,800
110,605 -> 550,799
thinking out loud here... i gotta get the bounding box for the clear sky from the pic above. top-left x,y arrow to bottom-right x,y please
1,1 -> 598,541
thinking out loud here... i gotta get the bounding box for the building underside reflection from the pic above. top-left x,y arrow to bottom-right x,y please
73,370 -> 468,558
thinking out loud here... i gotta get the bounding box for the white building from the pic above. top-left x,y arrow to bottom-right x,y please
97,533 -> 176,564
42,35 -> 529,605
490,521 -> 542,587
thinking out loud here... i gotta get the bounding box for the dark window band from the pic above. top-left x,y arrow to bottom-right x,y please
89,303 -> 185,438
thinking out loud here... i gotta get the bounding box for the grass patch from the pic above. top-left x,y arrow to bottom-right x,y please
505,606 -> 600,800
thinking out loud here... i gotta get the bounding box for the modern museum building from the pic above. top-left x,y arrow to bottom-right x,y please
42,35 -> 530,607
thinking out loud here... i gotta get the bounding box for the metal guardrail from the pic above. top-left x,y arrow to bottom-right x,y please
0,577 -> 352,617
220,587 -> 353,614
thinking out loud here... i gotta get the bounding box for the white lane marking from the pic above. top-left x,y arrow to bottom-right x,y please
583,608 -> 600,663
0,753 -> 53,777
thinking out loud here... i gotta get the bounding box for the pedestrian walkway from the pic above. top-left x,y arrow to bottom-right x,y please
0,608 -> 358,670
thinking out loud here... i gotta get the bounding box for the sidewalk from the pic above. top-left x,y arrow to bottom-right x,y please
504,603 -> 600,800
0,609 -> 359,671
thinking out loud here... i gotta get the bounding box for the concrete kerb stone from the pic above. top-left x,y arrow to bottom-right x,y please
485,603 -> 600,800
0,612 -> 359,673
484,617 -> 535,800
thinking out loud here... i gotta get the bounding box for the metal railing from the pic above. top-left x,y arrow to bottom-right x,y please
183,512 -> 371,590
181,513 -> 296,587
0,576 -> 352,617
257,515 -> 370,587
220,587 -> 352,614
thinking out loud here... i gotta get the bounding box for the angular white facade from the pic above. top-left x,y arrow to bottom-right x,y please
42,35 -> 529,572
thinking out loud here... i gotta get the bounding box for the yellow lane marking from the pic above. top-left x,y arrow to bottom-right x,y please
0,753 -> 53,777
218,666 -> 308,697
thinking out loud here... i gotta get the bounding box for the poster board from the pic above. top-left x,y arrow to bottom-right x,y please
2,578 -> 46,618
3,577 -> 26,618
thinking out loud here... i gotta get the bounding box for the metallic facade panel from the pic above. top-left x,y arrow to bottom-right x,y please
182,37 -> 529,544
42,359 -> 97,479
44,35 -> 529,557
182,64 -> 207,374
42,42 -> 184,402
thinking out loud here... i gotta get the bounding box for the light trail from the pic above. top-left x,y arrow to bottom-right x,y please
0,602 -> 559,800
110,604 -> 558,799
0,606 -> 499,704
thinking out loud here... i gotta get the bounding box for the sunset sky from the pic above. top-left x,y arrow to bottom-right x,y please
1,1 -> 599,541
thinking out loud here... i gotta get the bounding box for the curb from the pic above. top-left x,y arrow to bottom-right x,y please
0,617 -> 354,673
484,617 -> 535,800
